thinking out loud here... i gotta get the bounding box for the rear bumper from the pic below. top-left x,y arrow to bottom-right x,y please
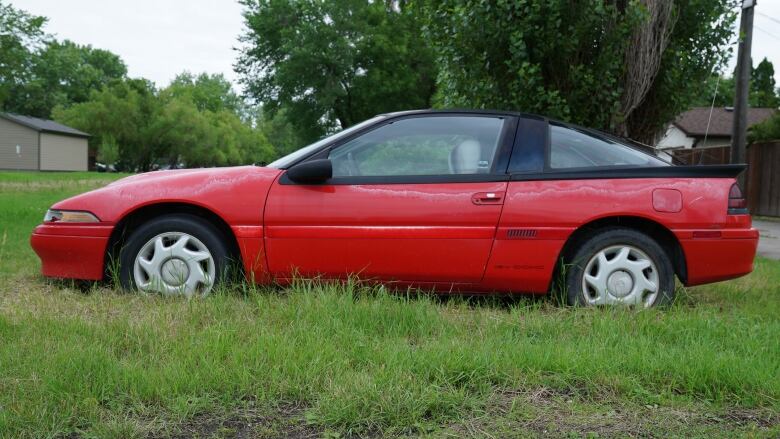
676,228 -> 759,286
30,224 -> 113,280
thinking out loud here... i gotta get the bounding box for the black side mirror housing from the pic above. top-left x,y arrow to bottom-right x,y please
286,159 -> 333,184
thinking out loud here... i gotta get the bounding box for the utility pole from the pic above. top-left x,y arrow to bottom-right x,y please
731,0 -> 755,188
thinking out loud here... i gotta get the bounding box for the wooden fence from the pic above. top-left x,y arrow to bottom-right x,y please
671,141 -> 780,217
671,145 -> 731,165
747,141 -> 780,217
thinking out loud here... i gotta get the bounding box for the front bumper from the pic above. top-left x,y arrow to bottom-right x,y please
30,224 -> 114,280
676,228 -> 759,286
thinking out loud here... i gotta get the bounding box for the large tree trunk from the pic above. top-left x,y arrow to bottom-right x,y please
616,0 -> 676,140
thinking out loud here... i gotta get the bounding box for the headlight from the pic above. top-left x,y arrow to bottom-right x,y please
43,209 -> 100,223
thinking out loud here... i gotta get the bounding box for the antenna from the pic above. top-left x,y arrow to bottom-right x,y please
699,74 -> 721,165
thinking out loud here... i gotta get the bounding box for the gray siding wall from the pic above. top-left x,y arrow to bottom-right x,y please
39,133 -> 88,171
0,118 -> 39,170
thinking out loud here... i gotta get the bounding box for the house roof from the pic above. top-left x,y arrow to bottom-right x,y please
0,113 -> 90,138
673,107 -> 776,137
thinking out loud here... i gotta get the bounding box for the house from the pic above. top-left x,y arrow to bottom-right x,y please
0,113 -> 90,171
656,107 -> 776,150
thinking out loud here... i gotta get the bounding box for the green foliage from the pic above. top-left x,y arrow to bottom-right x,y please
748,111 -> 780,143
4,40 -> 127,118
750,57 -> 779,108
237,0 -> 437,143
693,74 -> 735,108
623,0 -> 736,142
53,78 -> 275,171
165,72 -> 244,115
97,134 -> 119,165
258,107 -> 307,157
1,1 -> 126,118
696,58 -> 780,109
423,0 -> 736,144
0,1 -> 47,109
425,0 -> 638,129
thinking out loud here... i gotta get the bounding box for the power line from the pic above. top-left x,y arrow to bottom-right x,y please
756,11 -> 780,26
754,25 -> 780,41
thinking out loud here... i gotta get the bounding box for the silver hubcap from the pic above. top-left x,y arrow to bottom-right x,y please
133,232 -> 215,297
581,245 -> 660,307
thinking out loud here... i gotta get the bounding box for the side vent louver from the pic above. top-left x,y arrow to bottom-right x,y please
506,229 -> 537,239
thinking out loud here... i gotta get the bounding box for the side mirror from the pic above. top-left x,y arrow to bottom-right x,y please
286,159 -> 333,184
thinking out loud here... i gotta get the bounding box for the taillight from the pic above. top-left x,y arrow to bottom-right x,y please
728,183 -> 748,213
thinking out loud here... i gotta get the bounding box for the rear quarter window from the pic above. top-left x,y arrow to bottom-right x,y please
549,124 -> 667,169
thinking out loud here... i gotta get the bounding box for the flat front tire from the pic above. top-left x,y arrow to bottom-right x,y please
563,228 -> 675,307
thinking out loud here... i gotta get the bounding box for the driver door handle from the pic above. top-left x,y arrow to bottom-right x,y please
472,191 -> 505,205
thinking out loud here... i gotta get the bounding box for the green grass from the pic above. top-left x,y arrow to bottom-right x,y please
0,171 -> 778,438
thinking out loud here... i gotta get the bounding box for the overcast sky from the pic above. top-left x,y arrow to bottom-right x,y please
10,0 -> 780,92
11,0 -> 245,88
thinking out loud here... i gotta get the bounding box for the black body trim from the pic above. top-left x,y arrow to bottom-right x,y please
510,164 -> 747,181
287,159 -> 332,184
279,172 -> 509,186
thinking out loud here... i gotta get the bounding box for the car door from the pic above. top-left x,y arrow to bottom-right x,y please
264,113 -> 516,284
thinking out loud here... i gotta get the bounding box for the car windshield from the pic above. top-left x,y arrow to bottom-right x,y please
267,116 -> 387,169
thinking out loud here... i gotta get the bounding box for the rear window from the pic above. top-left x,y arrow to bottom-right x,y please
549,124 -> 667,169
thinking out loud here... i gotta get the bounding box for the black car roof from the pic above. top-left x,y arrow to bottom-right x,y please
380,108 -> 546,120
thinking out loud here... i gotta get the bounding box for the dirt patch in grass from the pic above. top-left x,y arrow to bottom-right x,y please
146,402 -> 321,439
442,387 -> 780,438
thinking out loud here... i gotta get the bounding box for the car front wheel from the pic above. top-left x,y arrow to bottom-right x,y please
563,228 -> 675,307
119,214 -> 229,297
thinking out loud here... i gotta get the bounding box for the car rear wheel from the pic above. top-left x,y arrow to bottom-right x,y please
119,214 -> 229,297
563,228 -> 675,307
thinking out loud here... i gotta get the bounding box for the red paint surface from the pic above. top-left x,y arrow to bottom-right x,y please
30,224 -> 111,280
264,182 -> 507,282
652,188 -> 683,213
30,167 -> 758,292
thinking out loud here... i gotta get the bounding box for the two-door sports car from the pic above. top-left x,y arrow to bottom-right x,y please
31,110 -> 758,307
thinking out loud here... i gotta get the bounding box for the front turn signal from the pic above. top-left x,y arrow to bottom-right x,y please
44,209 -> 100,223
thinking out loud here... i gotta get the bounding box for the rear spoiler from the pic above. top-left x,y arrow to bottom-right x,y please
510,164 -> 747,181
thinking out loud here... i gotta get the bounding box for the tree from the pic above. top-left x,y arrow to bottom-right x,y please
237,0 -> 437,143
5,40 -> 127,117
693,74 -> 735,108
750,58 -> 779,108
690,58 -> 779,109
748,112 -> 780,143
0,1 -> 48,109
164,72 -> 244,115
258,107 -> 306,157
53,76 -> 276,171
97,134 -> 119,165
423,0 -> 737,144
53,79 -> 162,171
625,0 -> 735,143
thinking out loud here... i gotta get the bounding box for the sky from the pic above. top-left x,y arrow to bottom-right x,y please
11,0 -> 246,88
9,0 -> 780,90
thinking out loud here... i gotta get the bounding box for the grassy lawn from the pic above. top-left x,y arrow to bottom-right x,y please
0,171 -> 778,438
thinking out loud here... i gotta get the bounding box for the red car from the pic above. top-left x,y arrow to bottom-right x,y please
31,110 -> 758,307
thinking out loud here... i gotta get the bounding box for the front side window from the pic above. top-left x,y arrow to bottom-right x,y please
549,124 -> 667,169
328,116 -> 505,177
267,116 -> 386,169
